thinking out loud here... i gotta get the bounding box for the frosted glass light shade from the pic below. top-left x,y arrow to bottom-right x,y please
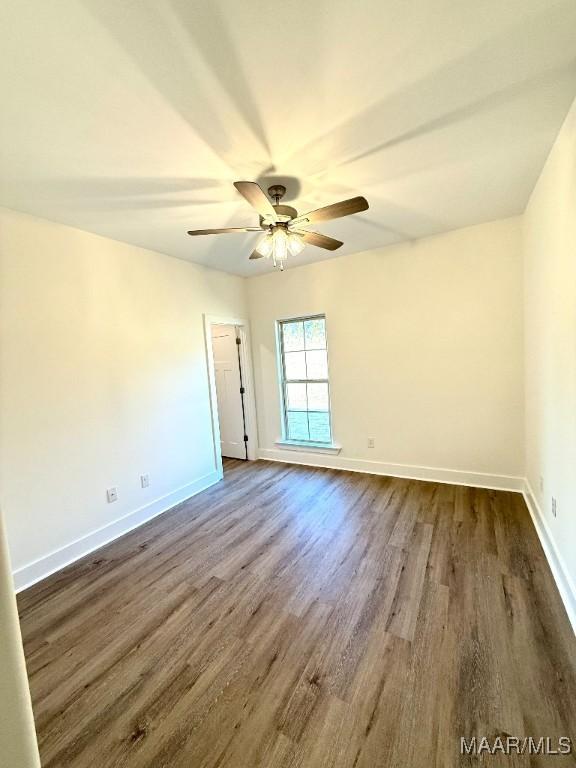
256,233 -> 273,257
273,228 -> 288,261
287,232 -> 305,255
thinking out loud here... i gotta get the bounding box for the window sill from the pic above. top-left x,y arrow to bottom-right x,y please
275,440 -> 342,455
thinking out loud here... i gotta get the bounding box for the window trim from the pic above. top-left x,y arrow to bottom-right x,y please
274,438 -> 342,455
276,313 -> 335,447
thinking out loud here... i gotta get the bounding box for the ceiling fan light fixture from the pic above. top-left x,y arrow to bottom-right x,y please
255,232 -> 273,258
272,227 -> 288,270
287,231 -> 305,256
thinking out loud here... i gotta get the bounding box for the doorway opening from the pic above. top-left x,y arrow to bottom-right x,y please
204,315 -> 258,479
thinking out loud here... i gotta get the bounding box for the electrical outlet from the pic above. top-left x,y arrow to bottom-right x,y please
106,487 -> 118,503
141,474 -> 150,489
551,497 -> 557,518
367,438 -> 375,449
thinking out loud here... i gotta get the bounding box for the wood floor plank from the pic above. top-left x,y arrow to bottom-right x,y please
17,459 -> 576,767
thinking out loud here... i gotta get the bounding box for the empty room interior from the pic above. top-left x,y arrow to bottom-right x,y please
1,1 -> 576,766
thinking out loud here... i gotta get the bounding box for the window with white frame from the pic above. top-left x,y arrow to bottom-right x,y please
278,315 -> 332,444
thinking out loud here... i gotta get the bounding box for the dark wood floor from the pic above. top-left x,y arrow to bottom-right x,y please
18,459 -> 576,767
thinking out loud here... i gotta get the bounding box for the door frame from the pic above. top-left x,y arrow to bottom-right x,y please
204,314 -> 258,478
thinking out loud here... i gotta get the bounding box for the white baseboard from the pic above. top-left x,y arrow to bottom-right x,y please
522,480 -> 576,635
13,470 -> 221,593
258,448 -> 524,492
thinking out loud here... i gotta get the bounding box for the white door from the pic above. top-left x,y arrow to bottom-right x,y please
211,325 -> 247,460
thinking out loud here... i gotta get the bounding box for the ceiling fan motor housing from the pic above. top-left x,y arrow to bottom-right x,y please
261,185 -> 297,223
265,204 -> 298,223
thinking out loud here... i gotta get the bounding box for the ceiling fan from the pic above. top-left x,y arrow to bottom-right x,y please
187,182 -> 369,270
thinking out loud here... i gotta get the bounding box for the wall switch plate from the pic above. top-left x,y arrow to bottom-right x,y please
551,497 -> 557,517
106,487 -> 118,503
367,438 -> 375,449
141,474 -> 150,489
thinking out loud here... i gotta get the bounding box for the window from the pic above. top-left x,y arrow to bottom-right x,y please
278,315 -> 332,444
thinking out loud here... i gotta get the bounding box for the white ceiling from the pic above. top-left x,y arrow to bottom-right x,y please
1,0 -> 575,276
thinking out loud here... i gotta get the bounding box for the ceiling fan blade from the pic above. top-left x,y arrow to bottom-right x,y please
290,196 -> 369,228
249,248 -> 265,260
187,227 -> 262,236
234,181 -> 277,219
294,230 -> 344,251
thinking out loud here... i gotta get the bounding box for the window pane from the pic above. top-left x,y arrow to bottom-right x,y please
280,315 -> 331,445
308,411 -> 331,443
305,350 -> 328,380
307,382 -> 329,411
282,321 -> 304,352
287,411 -> 309,441
304,318 -> 326,350
286,382 -> 307,410
284,351 -> 306,380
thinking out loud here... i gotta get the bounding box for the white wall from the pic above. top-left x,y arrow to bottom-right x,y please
0,208 -> 246,584
247,217 -> 524,486
523,95 -> 576,611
